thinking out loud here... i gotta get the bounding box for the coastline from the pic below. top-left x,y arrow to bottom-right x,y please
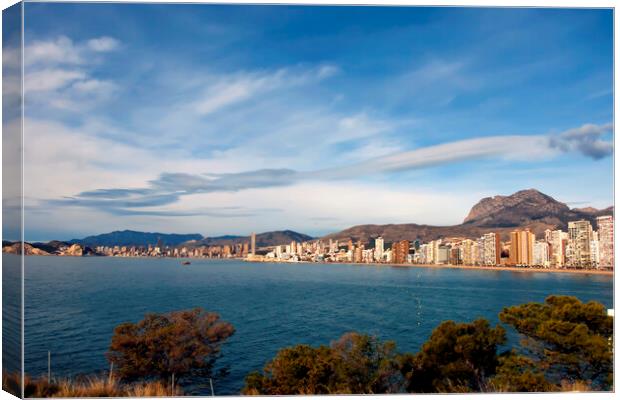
5,251 -> 613,276
243,259 -> 614,276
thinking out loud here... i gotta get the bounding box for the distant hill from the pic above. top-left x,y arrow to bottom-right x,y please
322,189 -> 613,243
31,240 -> 71,254
70,230 -> 204,247
15,189 -> 613,251
66,229 -> 313,249
187,230 -> 314,248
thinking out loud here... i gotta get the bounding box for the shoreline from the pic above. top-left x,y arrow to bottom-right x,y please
243,259 -> 614,276
5,252 -> 613,276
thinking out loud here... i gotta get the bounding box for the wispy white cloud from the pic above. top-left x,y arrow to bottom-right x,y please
585,88 -> 613,100
87,37 -> 120,52
18,26 -> 612,238
25,35 -> 118,67
46,122 -> 612,216
25,68 -> 86,92
25,36 -> 83,67
23,36 -> 121,112
193,64 -> 339,116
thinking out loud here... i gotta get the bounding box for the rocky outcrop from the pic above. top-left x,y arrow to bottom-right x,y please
59,243 -> 83,256
2,242 -> 50,256
463,189 -> 570,227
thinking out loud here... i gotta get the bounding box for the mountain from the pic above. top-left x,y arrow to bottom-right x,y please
255,230 -> 314,247
187,230 -> 314,248
68,229 -> 313,249
463,189 -> 569,227
13,189 -> 612,251
70,230 -> 204,247
463,189 -> 613,231
322,189 -> 613,243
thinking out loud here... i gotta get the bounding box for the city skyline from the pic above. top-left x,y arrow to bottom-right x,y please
30,214 -> 612,271
7,4 -> 613,241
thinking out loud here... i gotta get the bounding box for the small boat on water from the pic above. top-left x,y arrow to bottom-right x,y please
181,261 -> 191,265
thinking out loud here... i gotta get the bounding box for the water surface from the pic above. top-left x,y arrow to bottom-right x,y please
18,255 -> 613,395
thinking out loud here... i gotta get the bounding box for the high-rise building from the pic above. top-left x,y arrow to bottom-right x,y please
597,215 -> 614,269
250,232 -> 256,255
392,240 -> 409,264
546,230 -> 565,267
482,232 -> 501,266
432,240 -> 442,264
374,237 -> 385,262
460,239 -> 475,266
436,245 -> 450,264
470,241 -> 480,265
509,230 -> 535,265
567,220 -> 593,268
590,239 -> 600,268
533,240 -> 550,267
476,237 -> 485,265
329,239 -> 339,254
353,245 -> 363,263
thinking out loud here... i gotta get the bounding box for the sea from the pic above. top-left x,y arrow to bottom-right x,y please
2,254 -> 614,395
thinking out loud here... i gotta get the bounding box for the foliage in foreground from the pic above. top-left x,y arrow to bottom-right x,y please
244,296 -> 613,394
107,307 -> 235,383
499,295 -> 613,390
244,332 -> 402,394
400,318 -> 506,393
2,372 -> 183,397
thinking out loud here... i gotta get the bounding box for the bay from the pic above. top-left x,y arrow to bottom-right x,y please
13,255 -> 613,395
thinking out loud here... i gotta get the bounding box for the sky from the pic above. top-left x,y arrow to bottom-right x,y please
5,3 -> 614,241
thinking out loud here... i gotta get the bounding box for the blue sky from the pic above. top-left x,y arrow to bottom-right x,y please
13,4 -> 613,240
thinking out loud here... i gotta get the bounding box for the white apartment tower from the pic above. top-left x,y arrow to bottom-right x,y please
567,220 -> 593,268
482,233 -> 500,266
533,240 -> 550,267
374,236 -> 385,262
597,215 -> 614,269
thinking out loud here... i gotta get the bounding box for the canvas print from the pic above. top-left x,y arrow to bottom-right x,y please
1,2 -> 614,397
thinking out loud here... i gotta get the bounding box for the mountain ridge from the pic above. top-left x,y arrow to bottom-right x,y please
187,230 -> 314,248
70,230 -> 204,248
321,189 -> 613,243
8,189 -> 613,250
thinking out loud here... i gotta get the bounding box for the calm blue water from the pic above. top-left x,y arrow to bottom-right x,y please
15,255 -> 613,395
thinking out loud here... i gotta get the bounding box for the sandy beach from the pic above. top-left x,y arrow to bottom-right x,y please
245,258 -> 614,276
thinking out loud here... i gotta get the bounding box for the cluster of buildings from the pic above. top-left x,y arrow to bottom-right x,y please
259,216 -> 614,270
94,217 -> 614,270
95,235 -> 257,259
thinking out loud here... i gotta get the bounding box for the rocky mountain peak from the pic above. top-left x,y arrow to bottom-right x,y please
463,189 -> 570,226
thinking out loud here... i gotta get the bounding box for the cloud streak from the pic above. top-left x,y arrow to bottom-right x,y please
193,64 -> 339,116
48,122 -> 612,216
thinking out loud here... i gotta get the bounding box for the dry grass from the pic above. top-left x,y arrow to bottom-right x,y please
560,380 -> 592,392
53,377 -> 122,397
2,371 -> 183,397
125,381 -> 182,397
